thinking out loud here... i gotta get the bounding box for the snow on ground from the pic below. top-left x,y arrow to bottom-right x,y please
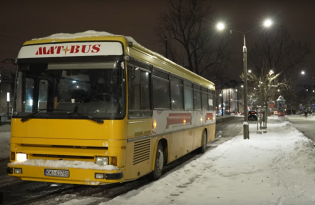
3,117 -> 315,204
9,159 -> 119,171
97,116 -> 315,205
0,125 -> 11,160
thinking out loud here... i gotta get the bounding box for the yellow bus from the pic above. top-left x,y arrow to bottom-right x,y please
7,31 -> 216,185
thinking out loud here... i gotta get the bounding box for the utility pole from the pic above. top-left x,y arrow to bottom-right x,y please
229,88 -> 231,114
0,67 -> 2,112
0,67 -> 2,123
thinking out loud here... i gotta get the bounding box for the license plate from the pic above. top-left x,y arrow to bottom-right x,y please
44,169 -> 69,178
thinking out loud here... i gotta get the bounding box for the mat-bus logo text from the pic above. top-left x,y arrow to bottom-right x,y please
35,44 -> 101,55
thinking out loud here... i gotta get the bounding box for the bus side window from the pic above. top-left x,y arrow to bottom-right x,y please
152,76 -> 170,109
184,82 -> 193,110
201,90 -> 208,111
193,86 -> 201,110
208,91 -> 214,111
128,65 -> 151,118
170,76 -> 184,110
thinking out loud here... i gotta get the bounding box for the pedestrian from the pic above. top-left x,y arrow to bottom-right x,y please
304,108 -> 308,118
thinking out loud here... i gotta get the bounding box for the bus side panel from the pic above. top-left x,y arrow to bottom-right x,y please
124,137 -> 156,180
192,127 -> 201,151
169,132 -> 184,161
206,123 -> 216,143
184,129 -> 194,155
127,119 -> 152,140
124,119 -> 153,180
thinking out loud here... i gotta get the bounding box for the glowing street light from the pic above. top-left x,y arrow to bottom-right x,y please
216,22 -> 225,31
216,19 -> 273,140
263,19 -> 273,27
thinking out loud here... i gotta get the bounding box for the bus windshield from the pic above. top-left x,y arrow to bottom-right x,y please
14,60 -> 125,119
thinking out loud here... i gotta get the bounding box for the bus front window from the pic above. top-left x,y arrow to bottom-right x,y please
14,60 -> 125,119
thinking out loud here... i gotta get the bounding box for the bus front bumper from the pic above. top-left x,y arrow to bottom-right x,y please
7,160 -> 124,185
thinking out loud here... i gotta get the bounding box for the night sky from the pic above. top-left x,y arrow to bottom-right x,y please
1,0 -> 314,85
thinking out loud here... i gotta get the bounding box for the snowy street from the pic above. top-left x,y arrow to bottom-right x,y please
97,116 -> 315,205
1,116 -> 315,204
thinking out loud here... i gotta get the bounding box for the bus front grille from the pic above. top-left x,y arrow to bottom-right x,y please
133,139 -> 150,165
16,144 -> 108,161
32,154 -> 94,160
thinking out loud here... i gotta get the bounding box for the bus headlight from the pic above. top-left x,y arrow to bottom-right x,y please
16,153 -> 27,162
96,157 -> 109,166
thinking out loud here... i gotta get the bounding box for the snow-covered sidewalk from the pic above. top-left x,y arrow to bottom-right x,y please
100,117 -> 315,205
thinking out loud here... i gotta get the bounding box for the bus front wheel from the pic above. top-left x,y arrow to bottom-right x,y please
150,141 -> 164,180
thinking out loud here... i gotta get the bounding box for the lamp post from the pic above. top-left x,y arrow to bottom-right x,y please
219,93 -> 223,116
216,19 -> 273,139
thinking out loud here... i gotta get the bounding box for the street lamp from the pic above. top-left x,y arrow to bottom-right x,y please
216,19 -> 273,139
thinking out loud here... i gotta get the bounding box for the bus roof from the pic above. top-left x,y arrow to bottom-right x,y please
21,30 -> 215,89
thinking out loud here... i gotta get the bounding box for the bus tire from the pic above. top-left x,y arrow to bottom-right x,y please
200,130 -> 207,154
150,141 -> 164,180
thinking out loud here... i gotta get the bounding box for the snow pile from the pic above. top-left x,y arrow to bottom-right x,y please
99,118 -> 315,205
0,129 -> 10,160
9,159 -> 119,171
33,30 -> 139,45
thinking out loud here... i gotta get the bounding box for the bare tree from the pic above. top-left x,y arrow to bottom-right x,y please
250,26 -> 310,75
242,25 -> 311,107
243,71 -> 295,108
155,0 -> 232,78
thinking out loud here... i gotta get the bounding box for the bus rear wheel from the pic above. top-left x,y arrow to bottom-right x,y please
150,141 -> 164,180
200,130 -> 207,153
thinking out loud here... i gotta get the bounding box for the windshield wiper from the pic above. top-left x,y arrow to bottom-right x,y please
70,113 -> 104,124
21,109 -> 71,122
21,109 -> 104,124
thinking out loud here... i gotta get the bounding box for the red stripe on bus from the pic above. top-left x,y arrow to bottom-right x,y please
205,113 -> 213,121
166,113 -> 192,128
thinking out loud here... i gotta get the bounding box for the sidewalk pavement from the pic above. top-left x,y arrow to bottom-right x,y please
0,124 -> 11,132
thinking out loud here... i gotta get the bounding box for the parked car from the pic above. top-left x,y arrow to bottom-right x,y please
248,110 -> 257,121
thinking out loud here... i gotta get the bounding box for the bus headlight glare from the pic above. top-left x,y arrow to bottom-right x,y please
96,157 -> 109,166
14,168 -> 22,174
95,173 -> 104,179
16,153 -> 27,162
